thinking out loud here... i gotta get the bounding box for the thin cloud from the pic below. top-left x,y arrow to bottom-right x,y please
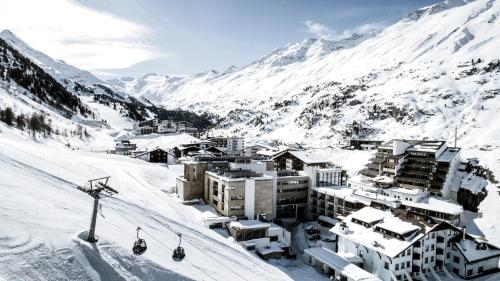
304,20 -> 334,40
0,0 -> 167,73
303,20 -> 385,40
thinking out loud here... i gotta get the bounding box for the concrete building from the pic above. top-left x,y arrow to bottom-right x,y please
349,139 -> 384,151
115,140 -> 137,155
209,136 -> 245,156
134,119 -> 197,135
157,120 -> 177,134
360,139 -> 461,198
205,167 -> 274,219
275,170 -> 309,220
226,220 -> 291,259
176,156 -> 230,201
244,144 -> 271,157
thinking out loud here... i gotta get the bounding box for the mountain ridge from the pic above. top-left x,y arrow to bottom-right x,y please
106,0 -> 500,147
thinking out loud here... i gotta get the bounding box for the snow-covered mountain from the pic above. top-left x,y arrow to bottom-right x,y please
111,0 -> 500,148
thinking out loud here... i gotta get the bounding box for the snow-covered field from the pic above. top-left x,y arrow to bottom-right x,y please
0,124 -> 323,281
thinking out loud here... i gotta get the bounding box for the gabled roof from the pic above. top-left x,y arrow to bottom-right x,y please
132,148 -> 174,158
331,207 -> 425,258
273,150 -> 331,164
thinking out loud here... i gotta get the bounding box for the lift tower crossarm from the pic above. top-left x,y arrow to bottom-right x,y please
77,176 -> 118,243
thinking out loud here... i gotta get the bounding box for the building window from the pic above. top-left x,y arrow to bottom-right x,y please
426,246 -> 429,252
401,263 -> 405,269
431,256 -> 434,262
384,262 -> 389,270
467,269 -> 473,276
453,268 -> 459,274
407,249 -> 411,255
447,253 -> 450,259
395,264 -> 399,270
407,261 -> 410,268
453,256 -> 460,263
432,233 -> 436,238
478,266 -> 483,273
431,245 -> 435,251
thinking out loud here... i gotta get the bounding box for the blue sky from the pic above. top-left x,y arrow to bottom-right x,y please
0,0 -> 438,78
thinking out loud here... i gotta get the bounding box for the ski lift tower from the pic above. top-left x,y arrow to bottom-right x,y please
78,176 -> 118,243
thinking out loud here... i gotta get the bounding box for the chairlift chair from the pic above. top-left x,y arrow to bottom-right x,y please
172,233 -> 185,261
133,227 -> 147,255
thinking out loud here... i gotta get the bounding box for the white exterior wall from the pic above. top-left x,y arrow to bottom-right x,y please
464,257 -> 500,278
239,237 -> 270,249
336,231 -> 430,281
393,141 -> 412,156
383,189 -> 426,202
267,227 -> 291,246
442,150 -> 462,198
244,179 -> 256,219
229,162 -> 267,174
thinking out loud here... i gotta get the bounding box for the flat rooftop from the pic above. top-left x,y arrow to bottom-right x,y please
304,247 -> 381,281
437,147 -> 461,162
403,197 -> 463,216
350,207 -> 387,225
228,220 -> 270,230
385,187 -> 425,196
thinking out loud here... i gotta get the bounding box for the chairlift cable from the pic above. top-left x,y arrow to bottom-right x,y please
101,199 -> 250,281
98,201 -> 219,281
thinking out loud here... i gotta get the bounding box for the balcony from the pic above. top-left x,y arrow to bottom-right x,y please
437,236 -> 445,243
413,253 -> 421,260
436,248 -> 444,255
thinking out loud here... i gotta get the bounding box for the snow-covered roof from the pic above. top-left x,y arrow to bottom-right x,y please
403,197 -> 463,216
385,187 -> 425,196
337,252 -> 365,264
304,247 -> 381,281
437,147 -> 461,162
273,150 -> 332,164
332,207 -> 425,258
455,240 -> 500,263
350,207 -> 387,224
376,221 -> 420,236
122,133 -> 201,151
315,186 -> 353,198
408,141 -> 445,153
371,175 -> 393,184
347,174 -> 378,190
132,148 -> 174,158
228,220 -> 270,230
319,215 -> 338,226
256,244 -> 285,255
289,150 -> 332,164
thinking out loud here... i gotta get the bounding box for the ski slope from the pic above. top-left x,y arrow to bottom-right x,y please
0,124 -> 304,281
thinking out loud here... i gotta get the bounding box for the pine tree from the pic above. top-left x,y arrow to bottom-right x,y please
15,114 -> 25,129
28,114 -> 42,137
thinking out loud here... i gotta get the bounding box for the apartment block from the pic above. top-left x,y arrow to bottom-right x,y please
360,139 -> 461,197
305,206 -> 500,281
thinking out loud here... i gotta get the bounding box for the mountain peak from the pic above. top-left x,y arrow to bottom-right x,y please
0,29 -> 16,39
404,0 -> 474,21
